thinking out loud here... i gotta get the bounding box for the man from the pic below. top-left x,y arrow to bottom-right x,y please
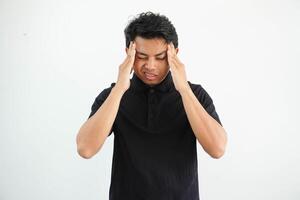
76,11 -> 227,200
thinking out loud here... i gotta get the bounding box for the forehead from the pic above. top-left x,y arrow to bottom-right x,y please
134,36 -> 167,55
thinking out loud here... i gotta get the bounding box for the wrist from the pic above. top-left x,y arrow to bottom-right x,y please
112,83 -> 127,95
178,83 -> 191,95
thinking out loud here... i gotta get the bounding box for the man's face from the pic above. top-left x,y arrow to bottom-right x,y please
126,36 -> 177,86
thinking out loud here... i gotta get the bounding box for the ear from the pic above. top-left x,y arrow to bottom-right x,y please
175,48 -> 179,54
125,47 -> 129,55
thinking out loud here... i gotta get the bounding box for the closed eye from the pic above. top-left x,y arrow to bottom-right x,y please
137,56 -> 147,59
136,55 -> 166,60
156,56 -> 166,60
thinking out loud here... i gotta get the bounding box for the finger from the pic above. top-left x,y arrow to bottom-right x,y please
169,42 -> 173,53
173,58 -> 181,68
128,43 -> 136,61
127,41 -> 132,54
167,44 -> 173,60
170,42 -> 176,55
122,42 -> 135,68
168,43 -> 176,57
167,44 -> 175,62
127,42 -> 136,68
127,41 -> 134,55
168,54 -> 180,70
167,43 -> 172,57
128,41 -> 136,57
130,42 -> 136,54
167,53 -> 175,70
123,53 -> 135,69
169,42 -> 181,67
125,41 -> 132,62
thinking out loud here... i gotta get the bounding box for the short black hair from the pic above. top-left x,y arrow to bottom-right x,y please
124,11 -> 178,48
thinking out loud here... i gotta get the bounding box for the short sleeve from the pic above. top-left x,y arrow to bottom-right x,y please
88,84 -> 115,136
189,82 -> 223,126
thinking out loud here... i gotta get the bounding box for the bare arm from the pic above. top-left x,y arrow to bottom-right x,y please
180,88 -> 227,159
166,42 -> 227,159
76,86 -> 125,159
76,41 -> 136,159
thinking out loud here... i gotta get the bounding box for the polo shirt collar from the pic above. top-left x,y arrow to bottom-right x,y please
130,70 -> 175,93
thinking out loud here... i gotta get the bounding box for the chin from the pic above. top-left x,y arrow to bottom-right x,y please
140,77 -> 159,85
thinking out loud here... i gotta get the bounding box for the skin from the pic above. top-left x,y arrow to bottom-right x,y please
125,36 -> 178,86
76,36 -> 227,159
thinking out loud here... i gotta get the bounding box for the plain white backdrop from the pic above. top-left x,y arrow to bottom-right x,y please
1,0 -> 299,199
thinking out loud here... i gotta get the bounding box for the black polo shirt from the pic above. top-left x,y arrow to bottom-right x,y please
88,70 -> 222,200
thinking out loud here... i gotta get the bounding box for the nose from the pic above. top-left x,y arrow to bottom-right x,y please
144,57 -> 156,70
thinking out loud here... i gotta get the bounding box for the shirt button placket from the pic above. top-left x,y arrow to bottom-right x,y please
148,88 -> 155,127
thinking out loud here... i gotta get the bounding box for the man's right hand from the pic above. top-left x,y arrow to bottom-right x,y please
115,41 -> 136,93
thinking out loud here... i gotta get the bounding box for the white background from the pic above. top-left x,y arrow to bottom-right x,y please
1,0 -> 299,199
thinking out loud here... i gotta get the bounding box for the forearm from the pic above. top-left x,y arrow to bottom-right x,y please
179,87 -> 227,158
76,86 -> 125,158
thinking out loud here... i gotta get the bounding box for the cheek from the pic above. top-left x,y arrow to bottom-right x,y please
133,60 -> 142,70
160,60 -> 169,68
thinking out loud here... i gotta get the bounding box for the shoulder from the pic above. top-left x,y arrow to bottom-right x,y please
187,81 -> 203,92
94,82 -> 116,101
187,80 -> 217,108
187,81 -> 223,126
88,82 -> 116,119
187,81 -> 211,100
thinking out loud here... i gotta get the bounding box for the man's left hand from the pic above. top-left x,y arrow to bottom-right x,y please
167,42 -> 190,93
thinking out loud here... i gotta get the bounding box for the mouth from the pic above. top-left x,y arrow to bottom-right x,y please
144,72 -> 158,81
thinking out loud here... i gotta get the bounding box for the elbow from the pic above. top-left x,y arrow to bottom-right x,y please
77,147 -> 94,159
76,130 -> 96,159
198,140 -> 226,159
210,141 -> 227,159
211,130 -> 228,159
210,149 -> 225,159
76,135 -> 96,159
76,137 -> 102,159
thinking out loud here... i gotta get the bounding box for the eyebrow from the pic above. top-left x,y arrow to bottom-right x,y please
136,50 -> 167,56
